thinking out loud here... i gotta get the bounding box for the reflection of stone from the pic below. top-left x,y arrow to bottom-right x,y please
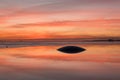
57,46 -> 86,54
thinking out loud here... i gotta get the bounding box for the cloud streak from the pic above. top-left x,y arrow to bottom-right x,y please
0,0 -> 120,39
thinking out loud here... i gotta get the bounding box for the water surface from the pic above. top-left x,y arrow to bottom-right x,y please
0,44 -> 120,80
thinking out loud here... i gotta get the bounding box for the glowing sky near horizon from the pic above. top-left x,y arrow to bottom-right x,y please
0,0 -> 120,39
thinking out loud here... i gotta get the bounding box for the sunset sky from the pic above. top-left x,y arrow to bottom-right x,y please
0,0 -> 120,40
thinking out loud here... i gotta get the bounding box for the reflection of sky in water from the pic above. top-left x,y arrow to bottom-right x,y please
0,44 -> 120,80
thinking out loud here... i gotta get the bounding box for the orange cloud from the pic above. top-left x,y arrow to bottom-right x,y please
0,19 -> 120,40
0,0 -> 120,40
9,19 -> 120,28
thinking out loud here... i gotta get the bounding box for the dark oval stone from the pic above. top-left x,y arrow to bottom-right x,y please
57,46 -> 86,54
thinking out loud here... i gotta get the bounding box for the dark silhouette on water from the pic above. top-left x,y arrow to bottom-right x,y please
108,39 -> 114,42
57,46 -> 86,54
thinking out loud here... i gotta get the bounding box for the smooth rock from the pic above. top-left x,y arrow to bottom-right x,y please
57,46 -> 86,54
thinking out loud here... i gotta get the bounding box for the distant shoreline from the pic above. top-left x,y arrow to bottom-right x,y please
0,41 -> 120,48
0,41 -> 120,45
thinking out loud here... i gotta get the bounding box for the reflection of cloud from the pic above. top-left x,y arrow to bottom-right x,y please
0,56 -> 7,64
0,44 -> 120,80
9,52 -> 120,63
0,45 -> 120,63
0,54 -> 120,80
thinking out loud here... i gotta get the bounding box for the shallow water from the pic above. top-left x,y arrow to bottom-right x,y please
0,44 -> 120,80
